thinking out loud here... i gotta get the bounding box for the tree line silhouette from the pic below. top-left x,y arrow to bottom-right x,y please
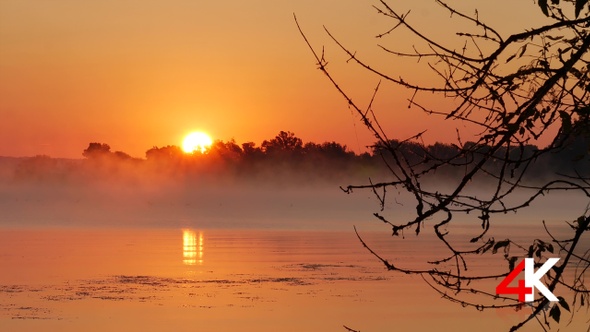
5,130 -> 588,185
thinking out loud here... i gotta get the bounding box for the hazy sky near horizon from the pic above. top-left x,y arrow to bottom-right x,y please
1,0 -> 554,158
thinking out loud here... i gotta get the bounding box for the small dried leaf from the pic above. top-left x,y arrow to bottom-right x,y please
558,296 -> 570,312
549,304 -> 561,323
492,240 -> 510,254
508,256 -> 518,271
575,0 -> 586,17
539,0 -> 549,16
518,44 -> 528,58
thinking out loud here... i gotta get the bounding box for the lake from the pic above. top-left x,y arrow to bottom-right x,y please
2,226 -> 584,332
1,180 -> 588,331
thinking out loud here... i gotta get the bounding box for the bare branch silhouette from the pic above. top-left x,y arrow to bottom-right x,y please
297,1 -> 590,330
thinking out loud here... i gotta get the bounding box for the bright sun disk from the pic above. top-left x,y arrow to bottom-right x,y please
182,132 -> 213,153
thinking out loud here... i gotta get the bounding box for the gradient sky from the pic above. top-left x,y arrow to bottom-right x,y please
0,0 -> 552,158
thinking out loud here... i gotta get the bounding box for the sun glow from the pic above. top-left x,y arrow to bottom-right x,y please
182,132 -> 213,153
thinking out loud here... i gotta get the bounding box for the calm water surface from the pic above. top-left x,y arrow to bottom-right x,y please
3,227 -> 582,331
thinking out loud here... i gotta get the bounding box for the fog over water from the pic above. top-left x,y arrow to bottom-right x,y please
0,164 -> 360,229
0,179 -> 379,230
0,155 -> 587,233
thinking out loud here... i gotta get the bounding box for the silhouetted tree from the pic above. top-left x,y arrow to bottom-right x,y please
261,131 -> 303,154
209,139 -> 243,160
239,141 -> 261,160
82,143 -> 111,159
145,145 -> 184,161
298,0 -> 589,330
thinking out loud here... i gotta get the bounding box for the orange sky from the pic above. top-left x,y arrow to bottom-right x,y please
0,1 -> 553,158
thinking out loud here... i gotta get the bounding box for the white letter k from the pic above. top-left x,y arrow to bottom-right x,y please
524,258 -> 559,302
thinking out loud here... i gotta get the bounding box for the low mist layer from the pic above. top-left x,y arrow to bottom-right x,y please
1,131 -> 588,229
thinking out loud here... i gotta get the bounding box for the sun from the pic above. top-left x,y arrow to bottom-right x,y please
182,131 -> 213,153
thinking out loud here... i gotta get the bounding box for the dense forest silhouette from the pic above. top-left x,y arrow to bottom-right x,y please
2,130 -> 588,185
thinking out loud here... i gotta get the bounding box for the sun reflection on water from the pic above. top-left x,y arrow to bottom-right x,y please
182,229 -> 203,265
